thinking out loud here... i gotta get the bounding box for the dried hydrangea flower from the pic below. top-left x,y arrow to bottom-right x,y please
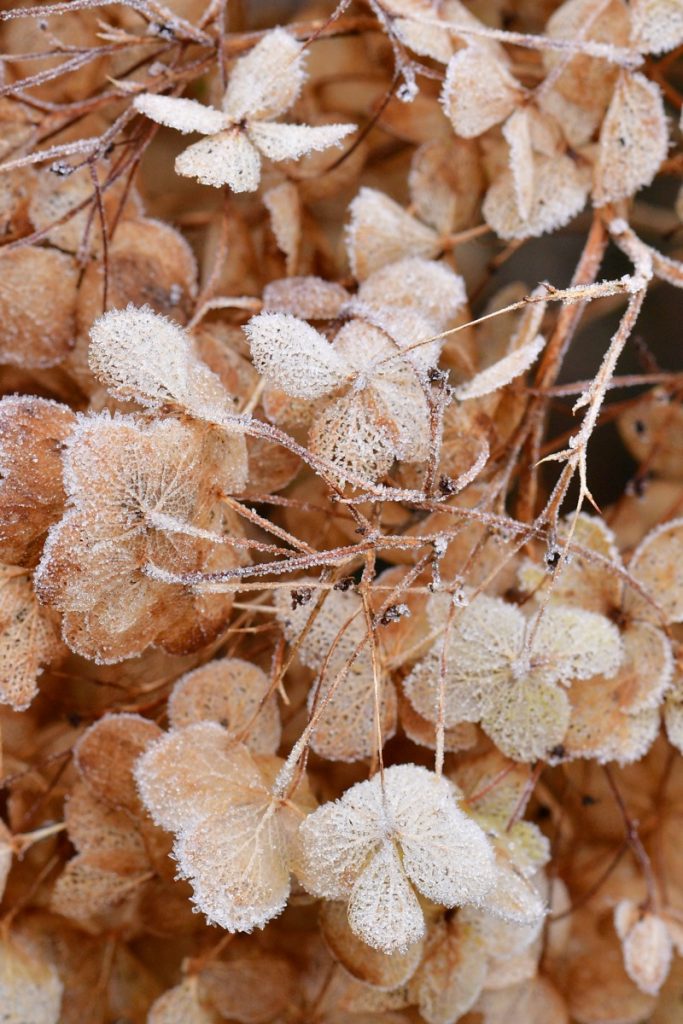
148,978 -> 216,1024
247,258 -> 464,483
34,413 -> 240,662
133,29 -> 355,191
135,720 -> 315,931
0,933 -> 63,1024
404,592 -> 624,762
345,187 -> 442,280
299,764 -> 496,953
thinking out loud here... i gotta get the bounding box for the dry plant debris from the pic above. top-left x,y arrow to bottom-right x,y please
0,0 -> 683,1021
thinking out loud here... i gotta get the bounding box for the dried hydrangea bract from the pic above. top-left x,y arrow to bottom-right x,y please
0,0 -> 683,1019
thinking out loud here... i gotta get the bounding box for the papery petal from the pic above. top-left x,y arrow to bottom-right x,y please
133,93 -> 228,135
175,130 -> 261,191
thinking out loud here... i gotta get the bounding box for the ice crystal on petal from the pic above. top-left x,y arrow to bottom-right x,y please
133,94 -> 228,135
630,0 -> 683,54
346,187 -> 440,280
35,414 -> 240,662
133,29 -> 354,191
440,46 -> 524,138
168,657 -> 281,755
299,764 -> 495,953
245,313 -> 346,399
593,72 -> 668,206
263,277 -> 350,320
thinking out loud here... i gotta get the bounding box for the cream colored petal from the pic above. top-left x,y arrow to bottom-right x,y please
483,678 -> 570,763
631,0 -> 683,54
410,916 -> 488,1024
484,154 -> 588,240
249,120 -> 354,162
133,93 -> 228,135
244,311 -> 346,400
628,517 -> 683,623
347,841 -> 425,954
222,28 -> 305,121
593,71 -> 668,206
175,130 -> 261,191
346,187 -> 440,280
440,46 -> 524,137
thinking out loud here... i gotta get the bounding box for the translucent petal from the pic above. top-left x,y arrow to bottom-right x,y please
440,46 -> 524,138
346,187 -> 440,280
176,129 -> 261,191
593,71 -> 668,206
133,93 -> 228,135
480,852 -> 547,926
409,137 -> 484,234
0,567 -> 63,711
244,312 -> 346,399
168,657 -> 281,755
393,17 -> 455,63
347,840 -> 426,953
564,674 -> 660,764
309,390 -> 397,485
320,899 -> 424,989
263,276 -> 349,319
199,956 -> 296,1024
484,154 -> 588,240
74,712 -> 162,813
308,659 -> 398,763
477,976 -> 568,1024
222,28 -> 304,122
263,181 -> 300,276
249,120 -> 354,162
409,916 -> 488,1024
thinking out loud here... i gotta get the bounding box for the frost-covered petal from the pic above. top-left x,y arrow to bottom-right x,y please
308,659 -> 398,763
454,335 -> 545,401
440,46 -> 524,138
263,181 -> 300,276
244,311 -> 346,399
593,71 -> 668,206
484,154 -> 588,240
175,801 -> 291,932
529,605 -> 624,685
618,910 -> 673,996
483,677 -> 570,763
409,916 -> 488,1024
133,93 -> 228,135
393,16 -> 455,63
249,120 -> 354,162
346,187 -> 440,280
309,390 -> 397,485
628,518 -> 683,623
222,28 -> 305,122
631,0 -> 683,54
383,765 -> 496,907
175,129 -> 261,191
263,276 -> 349,319
347,841 -> 426,953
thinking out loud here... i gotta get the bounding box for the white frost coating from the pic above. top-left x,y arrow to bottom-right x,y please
176,130 -> 262,191
454,334 -> 545,400
631,0 -> 683,55
345,187 -> 440,280
133,93 -> 228,135
299,764 -> 496,953
244,312 -> 346,399
484,154 -> 588,240
221,27 -> 305,123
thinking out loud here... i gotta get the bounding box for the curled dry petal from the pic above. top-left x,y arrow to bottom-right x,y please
454,334 -> 545,401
